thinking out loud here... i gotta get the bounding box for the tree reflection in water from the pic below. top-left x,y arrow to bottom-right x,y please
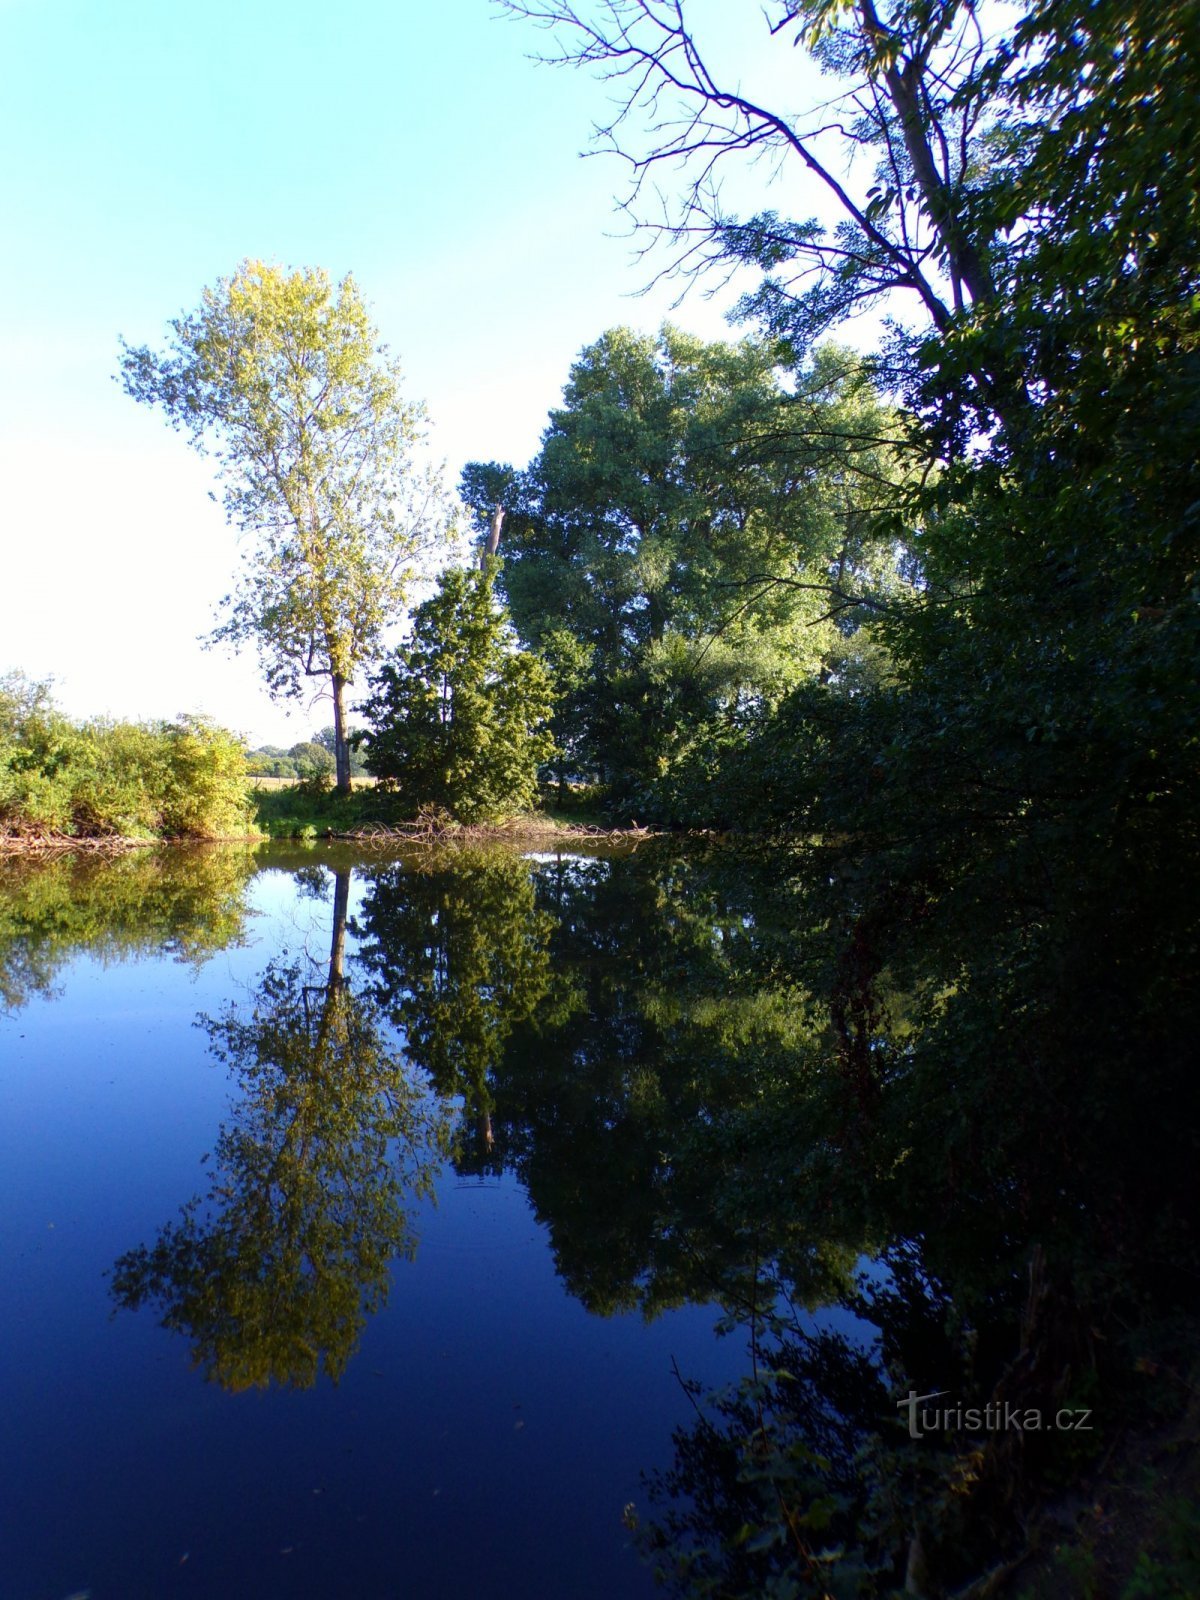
354,846 -> 574,1170
111,866 -> 452,1390
0,844 -> 256,1012
353,841 -> 1200,1593
101,841 -> 1199,1589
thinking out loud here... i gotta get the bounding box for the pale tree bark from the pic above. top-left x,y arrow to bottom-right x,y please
480,504 -> 505,569
331,674 -> 352,795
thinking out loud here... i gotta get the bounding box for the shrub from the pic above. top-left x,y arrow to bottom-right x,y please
160,716 -> 253,838
359,565 -> 556,823
0,673 -> 251,839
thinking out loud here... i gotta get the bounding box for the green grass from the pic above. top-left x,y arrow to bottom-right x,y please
249,781 -> 387,839
248,777 -> 631,841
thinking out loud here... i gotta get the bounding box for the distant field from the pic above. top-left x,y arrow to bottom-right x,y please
248,775 -> 377,791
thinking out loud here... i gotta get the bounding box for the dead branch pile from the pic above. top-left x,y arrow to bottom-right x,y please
326,816 -> 658,847
0,832 -> 161,857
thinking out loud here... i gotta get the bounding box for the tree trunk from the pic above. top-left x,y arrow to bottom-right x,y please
313,866 -> 351,1062
480,504 -> 505,569
331,673 -> 352,795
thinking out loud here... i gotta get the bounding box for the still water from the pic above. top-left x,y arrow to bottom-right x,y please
4,836 -> 1188,1596
0,843 -> 774,1600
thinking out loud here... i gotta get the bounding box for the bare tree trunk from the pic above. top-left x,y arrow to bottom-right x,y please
480,504 -> 505,569
331,673 -> 352,796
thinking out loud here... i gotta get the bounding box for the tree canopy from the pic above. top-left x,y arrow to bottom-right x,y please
482,3 -> 1200,1586
120,260 -> 455,792
462,325 -> 902,813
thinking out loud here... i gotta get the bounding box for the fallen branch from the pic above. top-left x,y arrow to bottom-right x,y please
325,815 -> 662,846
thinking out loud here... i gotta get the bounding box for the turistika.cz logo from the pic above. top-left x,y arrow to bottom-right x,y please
897,1390 -> 1093,1440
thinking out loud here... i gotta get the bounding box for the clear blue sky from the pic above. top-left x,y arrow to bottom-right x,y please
0,0 -> 826,744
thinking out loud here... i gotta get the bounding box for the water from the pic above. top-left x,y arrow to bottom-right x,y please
6,837 -> 1176,1596
0,844 -> 754,1600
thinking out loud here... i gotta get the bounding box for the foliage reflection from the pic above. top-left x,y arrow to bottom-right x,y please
111,866 -> 451,1390
91,840 -> 1198,1588
0,845 -> 256,1012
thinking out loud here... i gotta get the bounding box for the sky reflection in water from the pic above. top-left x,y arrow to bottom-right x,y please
0,845 -> 780,1600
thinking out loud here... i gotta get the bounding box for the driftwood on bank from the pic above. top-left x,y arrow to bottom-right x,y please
0,817 -> 664,857
324,817 -> 659,846
0,832 -> 164,857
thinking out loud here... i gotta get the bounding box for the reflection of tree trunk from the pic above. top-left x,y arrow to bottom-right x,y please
314,867 -> 352,1059
331,674 -> 352,795
482,1110 -> 494,1152
329,867 -> 350,987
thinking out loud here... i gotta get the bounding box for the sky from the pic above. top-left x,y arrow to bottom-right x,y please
0,0 -> 835,746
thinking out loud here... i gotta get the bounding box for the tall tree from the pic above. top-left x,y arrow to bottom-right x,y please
360,564 -> 556,821
462,326 -> 900,811
120,260 -> 453,793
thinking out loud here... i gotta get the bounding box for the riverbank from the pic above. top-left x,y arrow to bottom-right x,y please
0,831 -> 222,856
0,814 -> 662,856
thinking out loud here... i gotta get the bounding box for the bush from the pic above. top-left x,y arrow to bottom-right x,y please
160,716 -> 253,837
359,565 -> 556,822
0,673 -> 252,839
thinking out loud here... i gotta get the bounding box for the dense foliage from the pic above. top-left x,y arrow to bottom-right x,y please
102,840 -> 1198,1588
111,866 -> 451,1390
462,327 -> 901,814
13,0 -> 1198,1586
245,730 -> 368,780
0,673 -> 251,840
472,0 -> 1200,1589
0,844 -> 256,1011
359,564 -> 556,821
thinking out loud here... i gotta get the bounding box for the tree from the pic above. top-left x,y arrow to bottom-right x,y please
462,325 -> 901,811
359,564 -> 556,821
314,723 -> 367,776
288,738 -> 336,781
499,1 -> 1026,427
120,260 -> 453,793
356,848 -> 566,1166
111,867 -> 451,1390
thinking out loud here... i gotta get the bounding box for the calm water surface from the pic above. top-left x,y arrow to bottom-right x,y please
5,836 -> 1184,1597
1,843 -> 764,1600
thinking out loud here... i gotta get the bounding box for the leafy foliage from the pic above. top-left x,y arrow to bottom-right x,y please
354,846 -> 567,1167
120,260 -> 456,790
0,672 -> 251,840
487,0 -> 1200,1587
462,327 -> 902,814
359,564 -> 556,821
0,843 -> 256,1012
111,868 -> 451,1390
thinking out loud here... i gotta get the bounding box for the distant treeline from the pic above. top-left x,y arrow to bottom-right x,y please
245,729 -> 367,781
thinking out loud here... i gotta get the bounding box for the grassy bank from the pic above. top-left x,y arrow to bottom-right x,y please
248,779 -> 651,843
